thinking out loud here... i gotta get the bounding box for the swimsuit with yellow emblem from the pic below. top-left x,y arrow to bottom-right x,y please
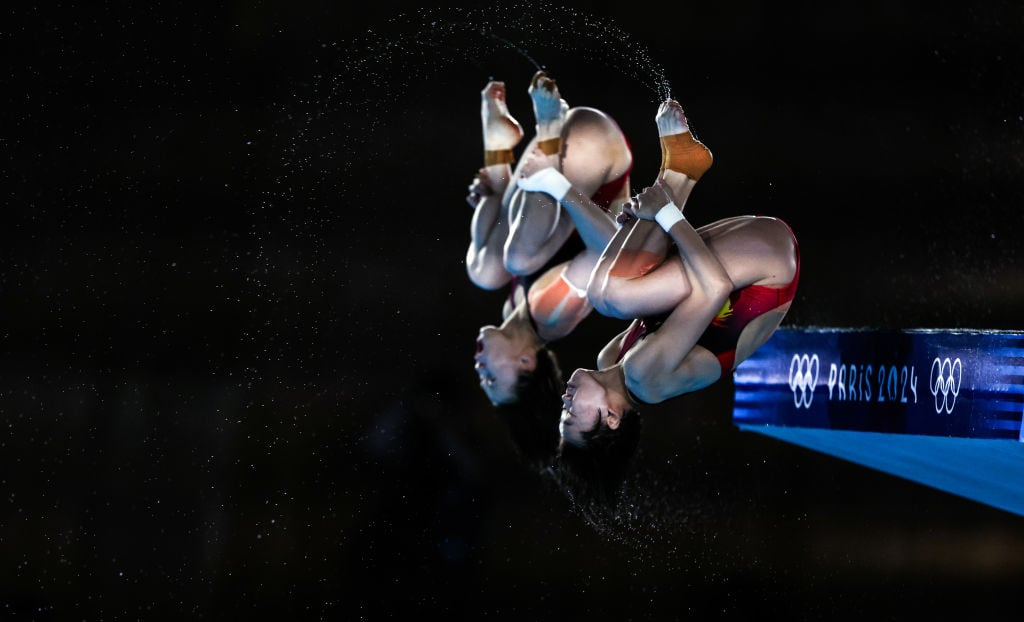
614,243 -> 800,374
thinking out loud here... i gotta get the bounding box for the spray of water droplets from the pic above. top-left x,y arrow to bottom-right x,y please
244,5 -> 676,390
278,5 -> 673,191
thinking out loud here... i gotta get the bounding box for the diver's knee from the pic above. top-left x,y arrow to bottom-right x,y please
504,244 -> 545,276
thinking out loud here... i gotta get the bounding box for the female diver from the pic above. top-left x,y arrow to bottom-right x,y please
524,99 -> 799,497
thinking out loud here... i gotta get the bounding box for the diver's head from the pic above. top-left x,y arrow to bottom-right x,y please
558,367 -> 634,447
554,367 -> 643,505
475,324 -> 540,406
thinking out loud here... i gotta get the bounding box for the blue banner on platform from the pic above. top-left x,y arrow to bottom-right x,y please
733,327 -> 1024,441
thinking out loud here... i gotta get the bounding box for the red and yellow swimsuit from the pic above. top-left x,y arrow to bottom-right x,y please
615,230 -> 800,374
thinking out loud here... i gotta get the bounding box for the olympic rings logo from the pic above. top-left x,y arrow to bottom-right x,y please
788,353 -> 819,409
929,357 -> 962,414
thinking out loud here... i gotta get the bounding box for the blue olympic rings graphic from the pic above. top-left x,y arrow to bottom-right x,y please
929,357 -> 962,414
788,353 -> 819,409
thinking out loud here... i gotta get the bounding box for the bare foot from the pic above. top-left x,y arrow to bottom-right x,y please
655,99 -> 690,136
481,81 -> 524,151
528,71 -> 569,141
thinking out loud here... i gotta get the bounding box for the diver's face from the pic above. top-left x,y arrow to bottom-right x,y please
475,326 -> 525,405
559,369 -> 608,447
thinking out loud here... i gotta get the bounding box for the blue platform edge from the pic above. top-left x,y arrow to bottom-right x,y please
733,327 -> 1024,516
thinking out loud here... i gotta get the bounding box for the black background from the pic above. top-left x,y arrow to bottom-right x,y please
4,1 -> 1024,619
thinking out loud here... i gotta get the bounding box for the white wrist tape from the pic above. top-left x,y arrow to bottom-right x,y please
654,202 -> 685,232
517,167 -> 572,202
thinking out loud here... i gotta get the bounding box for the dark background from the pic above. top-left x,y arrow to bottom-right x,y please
3,1 -> 1024,619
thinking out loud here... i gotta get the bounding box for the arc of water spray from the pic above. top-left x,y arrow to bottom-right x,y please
397,7 -> 673,102
478,28 -> 543,72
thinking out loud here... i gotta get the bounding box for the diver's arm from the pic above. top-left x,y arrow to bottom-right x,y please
465,168 -> 513,290
619,181 -> 731,400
